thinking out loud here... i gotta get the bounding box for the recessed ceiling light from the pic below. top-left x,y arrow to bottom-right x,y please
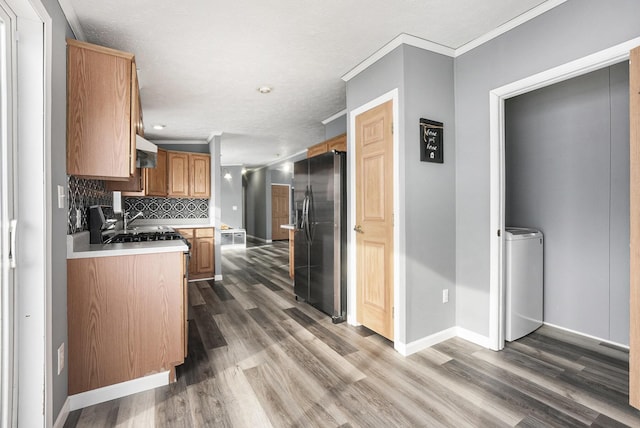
257,86 -> 273,94
152,124 -> 166,130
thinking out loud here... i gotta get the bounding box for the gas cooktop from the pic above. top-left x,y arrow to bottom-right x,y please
105,231 -> 186,244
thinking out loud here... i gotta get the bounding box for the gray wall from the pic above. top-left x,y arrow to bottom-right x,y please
220,165 -> 243,228
245,168 -> 267,239
43,0 -> 74,419
325,114 -> 347,139
505,63 -> 629,344
155,143 -> 210,154
346,44 -> 456,343
454,0 -> 640,337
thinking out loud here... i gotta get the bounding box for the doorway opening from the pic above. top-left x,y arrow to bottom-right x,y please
489,38 -> 640,351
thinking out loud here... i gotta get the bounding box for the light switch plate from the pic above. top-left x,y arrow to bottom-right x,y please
442,289 -> 449,303
57,185 -> 65,209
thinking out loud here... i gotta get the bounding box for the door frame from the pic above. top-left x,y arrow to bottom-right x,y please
4,0 -> 53,425
348,88 -> 405,351
488,37 -> 640,351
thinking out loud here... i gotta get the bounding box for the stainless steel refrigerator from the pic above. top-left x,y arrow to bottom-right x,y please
293,151 -> 346,323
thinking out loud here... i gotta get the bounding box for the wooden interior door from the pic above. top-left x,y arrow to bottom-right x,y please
355,100 -> 394,340
271,185 -> 290,241
630,45 -> 640,409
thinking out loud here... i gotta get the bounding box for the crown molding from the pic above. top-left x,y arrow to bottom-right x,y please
57,0 -> 86,41
454,0 -> 568,56
321,109 -> 347,125
342,0 -> 567,82
342,33 -> 455,82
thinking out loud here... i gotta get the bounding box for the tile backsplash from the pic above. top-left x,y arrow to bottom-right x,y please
67,176 -> 210,235
124,197 -> 209,220
67,175 -> 112,234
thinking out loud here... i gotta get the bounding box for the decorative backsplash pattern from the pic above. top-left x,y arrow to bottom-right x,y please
124,197 -> 209,219
67,175 -> 112,234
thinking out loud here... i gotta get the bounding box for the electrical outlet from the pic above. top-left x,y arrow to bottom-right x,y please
442,289 -> 449,303
57,343 -> 64,375
76,209 -> 82,229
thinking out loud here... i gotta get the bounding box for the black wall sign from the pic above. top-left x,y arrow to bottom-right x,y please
420,118 -> 443,163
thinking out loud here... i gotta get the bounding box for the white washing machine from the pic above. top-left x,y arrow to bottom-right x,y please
505,227 -> 543,341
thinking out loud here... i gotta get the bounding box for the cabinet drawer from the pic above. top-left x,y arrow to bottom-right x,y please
195,227 -> 214,238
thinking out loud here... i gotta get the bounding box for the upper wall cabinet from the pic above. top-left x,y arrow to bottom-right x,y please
106,148 -> 168,196
168,151 -> 211,198
67,39 -> 142,180
307,133 -> 346,158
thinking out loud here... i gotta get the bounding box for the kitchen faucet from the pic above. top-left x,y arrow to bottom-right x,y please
123,211 -> 144,233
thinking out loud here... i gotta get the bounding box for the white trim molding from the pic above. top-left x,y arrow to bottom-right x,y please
395,326 -> 491,357
488,36 -> 640,352
342,34 -> 454,81
321,109 -> 347,125
342,1 -> 569,82
55,0 -> 85,41
543,322 -> 630,350
68,371 -> 170,411
53,397 -> 70,428
454,0 -> 568,56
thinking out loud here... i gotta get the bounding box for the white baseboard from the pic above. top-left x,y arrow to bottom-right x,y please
53,397 -> 70,428
456,326 -> 492,349
543,322 -> 629,349
68,371 -> 170,411
396,327 -> 458,356
215,274 -> 223,281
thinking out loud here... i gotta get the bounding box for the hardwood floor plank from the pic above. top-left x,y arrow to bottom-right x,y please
74,399 -> 120,428
185,378 -> 233,427
191,304 -> 227,350
114,389 -> 155,427
68,241 -> 640,428
284,307 -> 358,356
186,282 -> 205,307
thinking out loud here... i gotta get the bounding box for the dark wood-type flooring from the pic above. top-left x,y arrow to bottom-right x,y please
64,241 -> 640,427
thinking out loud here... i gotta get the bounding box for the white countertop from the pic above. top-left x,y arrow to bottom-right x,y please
280,224 -> 296,230
67,231 -> 188,260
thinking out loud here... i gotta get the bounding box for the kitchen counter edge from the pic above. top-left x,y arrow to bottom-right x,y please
67,231 -> 188,260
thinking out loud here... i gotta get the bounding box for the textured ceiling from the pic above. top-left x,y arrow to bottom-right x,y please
65,0 -> 550,166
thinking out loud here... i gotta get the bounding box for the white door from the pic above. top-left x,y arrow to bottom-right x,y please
0,1 -> 16,426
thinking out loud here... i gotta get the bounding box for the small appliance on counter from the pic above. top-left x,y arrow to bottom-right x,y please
89,205 -> 118,244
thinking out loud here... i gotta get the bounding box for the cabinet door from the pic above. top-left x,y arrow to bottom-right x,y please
195,237 -> 214,275
105,168 -> 145,194
327,133 -> 347,152
168,151 -> 190,197
67,40 -> 134,180
190,154 -> 211,198
146,149 -> 168,196
307,142 -> 328,158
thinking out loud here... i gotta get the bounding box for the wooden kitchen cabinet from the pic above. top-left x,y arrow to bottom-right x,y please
168,151 -> 190,197
190,154 -> 211,198
175,227 -> 215,280
106,148 -> 168,196
67,39 -> 141,180
67,251 -> 185,394
307,133 -> 347,158
168,151 -> 211,198
146,149 -> 168,196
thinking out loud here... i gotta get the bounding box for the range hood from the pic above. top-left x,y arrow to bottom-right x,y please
136,135 -> 158,168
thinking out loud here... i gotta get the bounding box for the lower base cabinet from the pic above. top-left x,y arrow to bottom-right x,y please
67,251 -> 185,394
176,227 -> 215,280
